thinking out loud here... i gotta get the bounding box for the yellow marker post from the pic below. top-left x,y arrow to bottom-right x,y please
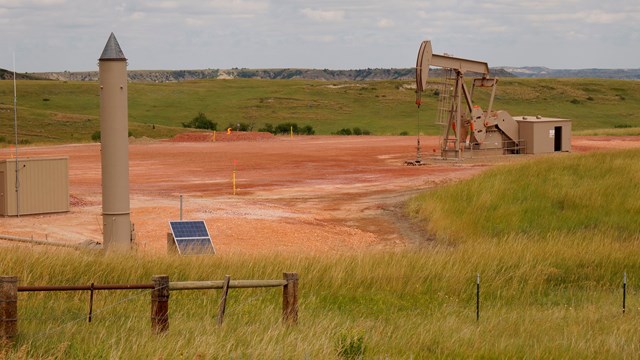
213,131 -> 216,142
290,126 -> 293,139
232,171 -> 236,195
227,128 -> 232,135
232,159 -> 237,195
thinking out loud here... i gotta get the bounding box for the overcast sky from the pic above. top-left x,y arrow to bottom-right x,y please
1,0 -> 639,72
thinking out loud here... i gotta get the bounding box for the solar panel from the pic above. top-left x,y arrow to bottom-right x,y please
169,220 -> 215,255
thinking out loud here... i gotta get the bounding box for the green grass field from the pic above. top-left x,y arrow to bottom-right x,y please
2,149 -> 640,358
0,78 -> 638,144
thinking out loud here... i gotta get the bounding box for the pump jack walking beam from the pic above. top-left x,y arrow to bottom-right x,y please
416,41 -> 489,93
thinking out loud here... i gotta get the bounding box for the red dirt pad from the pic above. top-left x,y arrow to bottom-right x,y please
1,135 -> 639,254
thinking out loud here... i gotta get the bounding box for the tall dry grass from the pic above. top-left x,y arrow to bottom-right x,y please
3,235 -> 640,358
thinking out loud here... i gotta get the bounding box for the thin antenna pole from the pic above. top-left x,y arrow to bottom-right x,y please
13,52 -> 20,217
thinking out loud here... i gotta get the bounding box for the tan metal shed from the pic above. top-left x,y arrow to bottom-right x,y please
0,157 -> 69,216
515,117 -> 572,154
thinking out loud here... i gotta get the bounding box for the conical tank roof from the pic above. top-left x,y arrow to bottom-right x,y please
99,33 -> 127,61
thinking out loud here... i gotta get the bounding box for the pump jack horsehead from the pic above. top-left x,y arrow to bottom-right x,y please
415,40 -> 522,159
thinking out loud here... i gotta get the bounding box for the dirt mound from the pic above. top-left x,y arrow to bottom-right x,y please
129,136 -> 158,144
168,132 -> 275,142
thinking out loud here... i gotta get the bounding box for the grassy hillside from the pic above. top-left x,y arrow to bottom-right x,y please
407,149 -> 640,241
3,149 -> 640,358
0,78 -> 639,144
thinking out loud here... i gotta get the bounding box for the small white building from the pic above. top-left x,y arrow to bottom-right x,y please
515,116 -> 572,154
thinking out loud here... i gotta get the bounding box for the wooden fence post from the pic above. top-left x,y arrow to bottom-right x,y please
151,275 -> 169,334
0,276 -> 18,341
216,275 -> 231,326
282,272 -> 298,325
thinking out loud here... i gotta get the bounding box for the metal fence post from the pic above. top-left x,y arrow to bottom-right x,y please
623,272 -> 627,315
282,272 -> 298,325
151,275 -> 169,333
476,273 -> 480,322
0,276 -> 18,341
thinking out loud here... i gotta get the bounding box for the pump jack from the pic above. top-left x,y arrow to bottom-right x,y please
415,40 -> 522,159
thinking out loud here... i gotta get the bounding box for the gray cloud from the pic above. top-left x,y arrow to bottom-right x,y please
1,0 -> 638,71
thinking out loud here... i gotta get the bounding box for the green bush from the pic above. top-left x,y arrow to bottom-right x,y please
334,127 -> 371,136
258,123 -> 273,133
399,131 -> 409,136
258,123 -> 274,133
275,122 -> 299,134
227,122 -> 253,132
569,98 -> 581,104
182,112 -> 217,130
260,123 -> 314,135
335,128 -> 352,135
300,125 -> 315,135
90,130 -> 133,142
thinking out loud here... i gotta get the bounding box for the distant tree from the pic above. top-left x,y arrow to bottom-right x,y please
182,112 -> 217,130
260,122 -> 314,135
227,122 -> 253,132
258,123 -> 275,134
300,125 -> 315,135
275,122 -> 299,134
335,128 -> 352,135
334,127 -> 369,135
91,131 -> 101,142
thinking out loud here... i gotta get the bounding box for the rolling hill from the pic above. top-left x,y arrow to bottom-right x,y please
0,77 -> 638,145
20,68 -> 515,82
496,66 -> 640,80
